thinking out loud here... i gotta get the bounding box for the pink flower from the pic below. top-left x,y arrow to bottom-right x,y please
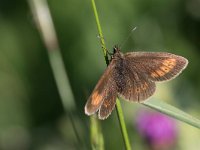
135,110 -> 178,149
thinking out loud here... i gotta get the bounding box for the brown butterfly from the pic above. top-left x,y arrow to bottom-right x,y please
85,46 -> 188,120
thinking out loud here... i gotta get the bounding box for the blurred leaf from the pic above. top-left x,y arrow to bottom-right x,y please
90,116 -> 104,150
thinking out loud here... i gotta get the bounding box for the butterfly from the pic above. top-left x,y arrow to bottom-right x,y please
84,46 -> 188,120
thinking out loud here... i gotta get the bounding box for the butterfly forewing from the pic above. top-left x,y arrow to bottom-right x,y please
84,60 -> 117,116
124,52 -> 188,82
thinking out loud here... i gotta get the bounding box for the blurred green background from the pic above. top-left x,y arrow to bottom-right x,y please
0,0 -> 200,149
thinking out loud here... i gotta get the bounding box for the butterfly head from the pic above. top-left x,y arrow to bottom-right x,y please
113,45 -> 120,53
112,45 -> 123,59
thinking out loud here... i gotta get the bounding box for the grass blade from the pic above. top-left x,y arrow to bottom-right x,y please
142,99 -> 200,129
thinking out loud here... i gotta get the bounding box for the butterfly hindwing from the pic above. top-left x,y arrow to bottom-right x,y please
114,58 -> 156,102
98,85 -> 117,119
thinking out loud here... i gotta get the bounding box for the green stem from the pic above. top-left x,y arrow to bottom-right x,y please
91,0 -> 109,65
90,116 -> 104,150
91,0 -> 131,149
116,99 -> 132,150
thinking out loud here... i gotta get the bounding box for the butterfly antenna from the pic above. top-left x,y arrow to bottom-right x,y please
119,26 -> 137,49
